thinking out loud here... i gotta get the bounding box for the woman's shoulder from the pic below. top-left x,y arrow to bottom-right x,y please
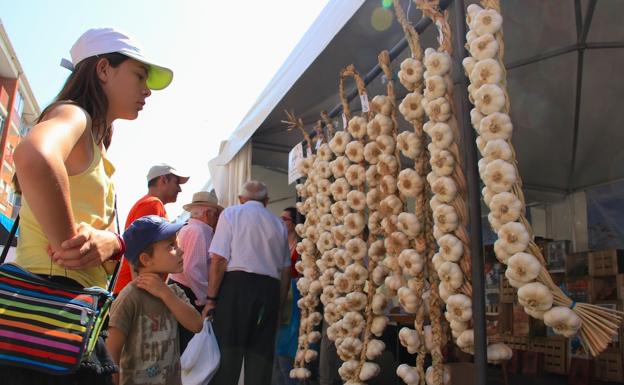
39,101 -> 92,130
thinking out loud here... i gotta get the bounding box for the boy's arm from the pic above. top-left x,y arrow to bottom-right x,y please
106,327 -> 126,385
136,273 -> 203,333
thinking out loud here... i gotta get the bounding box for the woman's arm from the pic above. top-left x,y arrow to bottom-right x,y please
13,104 -> 89,252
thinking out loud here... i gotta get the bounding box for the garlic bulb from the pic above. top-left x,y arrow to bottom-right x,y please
330,201 -> 350,221
505,252 -> 541,283
450,319 -> 469,334
471,108 -> 485,131
469,58 -> 503,88
425,97 -> 451,122
346,190 -> 366,211
466,3 -> 484,23
438,280 -> 452,301
380,195 -> 403,216
330,156 -> 350,178
317,179 -> 331,196
424,49 -> 452,76
430,195 -> 444,211
397,364 -> 420,385
482,186 -> 495,207
345,263 -> 368,286
376,134 -> 396,155
368,240 -> 386,262
543,306 -> 582,337
345,237 -> 367,261
359,362 -> 381,382
330,177 -> 349,201
399,92 -> 425,122
457,329 -> 475,352
476,136 -> 487,156
446,294 -> 473,322
397,168 -> 424,198
469,33 -> 500,61
438,261 -> 464,290
381,215 -> 400,237
304,349 -> 318,363
479,112 -> 513,141
316,231 -> 335,253
364,141 -> 382,164
497,222 -> 530,254
319,213 -> 336,231
518,282 -> 553,313
494,239 -> 512,264
307,331 -> 322,343
428,122 -> 454,149
317,143 -> 333,161
338,360 -> 359,381
399,327 -> 421,354
433,204 -> 459,233
367,114 -> 393,139
438,234 -> 463,262
371,94 -> 393,116
316,194 -> 332,214
329,131 -> 351,155
431,176 -> 458,203
397,212 -> 421,238
525,307 -> 546,320
473,9 -> 503,36
377,154 -> 399,176
398,286 -> 420,314
398,249 -> 425,276
290,367 -> 312,379
487,343 -> 513,364
488,212 -> 503,232
344,212 -> 366,236
380,175 -> 398,196
331,225 -> 348,247
474,83 -> 506,115
466,29 -> 479,46
384,274 -> 404,292
366,165 -> 381,187
342,311 -> 365,337
372,293 -> 388,315
462,56 -> 477,78
484,159 -> 516,193
385,231 -> 410,256
347,116 -> 368,139
345,141 -> 365,163
489,192 -> 523,223
345,292 -> 368,312
398,58 -> 424,89
483,138 -> 512,162
298,157 -> 313,175
366,188 -> 382,211
397,131 -> 422,159
425,365 -> 451,385
366,339 -> 386,360
430,149 -> 455,176
371,315 -> 389,337
424,75 -> 447,100
372,264 -> 389,285
383,255 -> 400,272
345,164 -> 366,186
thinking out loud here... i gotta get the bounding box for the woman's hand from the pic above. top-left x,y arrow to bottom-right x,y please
52,223 -> 120,269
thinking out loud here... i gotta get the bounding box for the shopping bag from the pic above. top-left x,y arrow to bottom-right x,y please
181,319 -> 220,385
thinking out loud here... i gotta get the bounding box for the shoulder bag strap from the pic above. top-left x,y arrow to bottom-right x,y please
0,215 -> 19,265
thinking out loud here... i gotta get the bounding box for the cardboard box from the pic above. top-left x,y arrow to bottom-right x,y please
499,275 -> 516,304
595,348 -> 623,382
499,303 -> 513,334
546,240 -> 569,273
566,252 -> 589,277
531,336 -> 567,375
589,249 -> 624,276
512,306 -> 530,337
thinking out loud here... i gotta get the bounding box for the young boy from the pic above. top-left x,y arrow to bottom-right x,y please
107,215 -> 203,385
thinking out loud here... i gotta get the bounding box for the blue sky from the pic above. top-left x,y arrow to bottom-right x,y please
0,0 -> 329,219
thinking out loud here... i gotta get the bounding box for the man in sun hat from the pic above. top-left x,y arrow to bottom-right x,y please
169,190 -> 223,353
61,27 -> 173,90
113,163 -> 190,295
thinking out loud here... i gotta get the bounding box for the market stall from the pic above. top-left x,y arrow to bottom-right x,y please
206,0 -> 624,383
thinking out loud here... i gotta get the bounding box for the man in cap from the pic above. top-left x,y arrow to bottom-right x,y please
113,163 -> 189,295
169,190 -> 223,353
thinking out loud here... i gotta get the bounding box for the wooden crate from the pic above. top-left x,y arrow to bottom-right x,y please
589,249 -> 624,277
502,334 -> 530,351
500,275 -> 516,303
595,348 -> 623,382
530,336 -> 567,375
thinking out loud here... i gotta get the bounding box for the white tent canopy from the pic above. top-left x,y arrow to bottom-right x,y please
208,0 -> 624,206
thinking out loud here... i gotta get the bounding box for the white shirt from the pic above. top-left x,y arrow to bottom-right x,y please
209,201 -> 290,280
169,218 -> 213,305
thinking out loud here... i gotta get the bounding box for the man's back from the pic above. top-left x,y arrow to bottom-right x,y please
210,201 -> 289,280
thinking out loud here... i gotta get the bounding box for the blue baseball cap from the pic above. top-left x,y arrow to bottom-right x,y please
122,215 -> 184,265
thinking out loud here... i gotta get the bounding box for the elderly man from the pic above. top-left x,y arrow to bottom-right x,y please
169,190 -> 222,353
114,163 -> 189,295
204,181 -> 290,385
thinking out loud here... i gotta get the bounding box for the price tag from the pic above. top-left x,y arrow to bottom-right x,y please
288,143 -> 304,184
315,139 -> 322,149
342,113 -> 348,129
360,93 -> 370,113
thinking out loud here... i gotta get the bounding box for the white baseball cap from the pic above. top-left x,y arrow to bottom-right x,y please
147,163 -> 189,184
60,27 -> 173,90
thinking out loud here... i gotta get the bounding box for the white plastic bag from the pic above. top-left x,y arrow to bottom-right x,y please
181,319 -> 220,385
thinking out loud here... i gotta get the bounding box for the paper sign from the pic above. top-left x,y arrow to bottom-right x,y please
316,139 -> 322,149
288,142 -> 304,185
360,93 -> 370,113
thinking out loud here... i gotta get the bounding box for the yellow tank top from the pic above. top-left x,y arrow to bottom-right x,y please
15,139 -> 116,288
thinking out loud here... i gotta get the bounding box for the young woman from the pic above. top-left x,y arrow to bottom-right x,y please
2,28 -> 172,384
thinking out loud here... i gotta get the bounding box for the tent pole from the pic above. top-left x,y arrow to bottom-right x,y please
452,1 -> 488,384
327,0 -> 455,119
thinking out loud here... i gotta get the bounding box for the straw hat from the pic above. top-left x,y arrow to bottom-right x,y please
183,190 -> 221,212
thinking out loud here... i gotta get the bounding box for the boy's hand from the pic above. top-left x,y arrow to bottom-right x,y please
137,273 -> 170,299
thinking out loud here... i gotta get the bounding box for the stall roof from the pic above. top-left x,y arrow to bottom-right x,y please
210,0 -> 624,203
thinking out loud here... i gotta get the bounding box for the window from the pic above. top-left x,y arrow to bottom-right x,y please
0,114 -> 4,138
13,91 -> 24,117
